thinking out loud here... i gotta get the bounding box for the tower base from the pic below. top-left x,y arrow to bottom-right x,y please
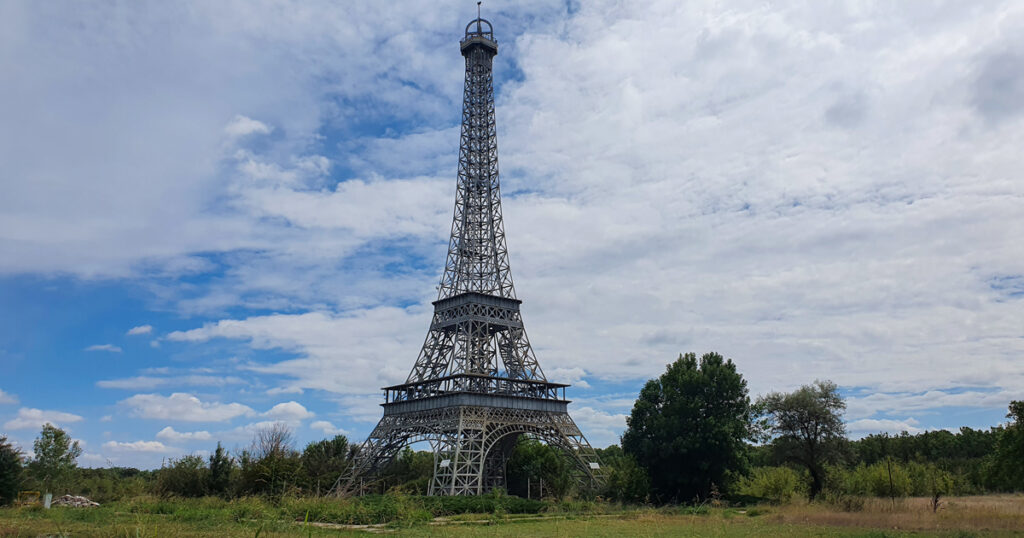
335,401 -> 604,496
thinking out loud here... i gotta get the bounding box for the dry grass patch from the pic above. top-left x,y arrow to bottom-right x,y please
768,494 -> 1024,532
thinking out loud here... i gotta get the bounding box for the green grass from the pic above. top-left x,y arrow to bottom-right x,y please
1,495 -> 1023,537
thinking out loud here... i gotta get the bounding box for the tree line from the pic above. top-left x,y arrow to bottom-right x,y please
612,352 -> 1024,504
2,352 -> 1022,506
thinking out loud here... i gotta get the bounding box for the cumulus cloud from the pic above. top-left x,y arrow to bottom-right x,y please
568,406 -> 628,448
846,389 -> 1020,421
310,420 -> 348,436
85,344 -> 122,353
0,389 -> 17,405
78,452 -> 109,467
119,393 -> 255,422
126,325 -> 153,336
155,426 -> 212,442
166,309 -> 418,395
103,440 -> 174,453
4,407 -> 84,430
263,401 -> 314,422
224,115 -> 272,137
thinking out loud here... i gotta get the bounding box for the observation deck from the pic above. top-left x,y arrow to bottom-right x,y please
460,16 -> 497,55
381,374 -> 569,415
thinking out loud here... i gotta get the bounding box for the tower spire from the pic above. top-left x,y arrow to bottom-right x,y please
334,14 -> 604,498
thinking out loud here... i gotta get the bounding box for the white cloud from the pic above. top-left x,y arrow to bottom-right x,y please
119,393 -> 255,422
568,406 -> 628,448
78,452 -> 109,467
267,386 -> 304,396
218,420 -> 305,444
97,375 -> 247,390
103,440 -> 174,453
155,426 -> 212,442
127,325 -> 153,336
85,344 -> 122,353
224,115 -> 272,137
4,407 -> 84,430
0,389 -> 17,405
166,309 -> 418,395
847,418 -> 924,438
845,389 -> 1020,420
311,420 -> 347,436
548,367 -> 590,389
263,401 -> 314,422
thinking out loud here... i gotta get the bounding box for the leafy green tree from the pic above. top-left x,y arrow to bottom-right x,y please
380,446 -> 434,494
301,435 -> 351,495
154,455 -> 208,497
28,423 -> 82,494
207,442 -> 234,496
622,352 -> 753,502
595,445 -> 649,503
0,436 -> 24,506
987,400 -> 1024,491
506,437 -> 575,499
756,380 -> 846,499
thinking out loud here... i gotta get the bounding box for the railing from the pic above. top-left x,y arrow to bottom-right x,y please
383,374 -> 567,404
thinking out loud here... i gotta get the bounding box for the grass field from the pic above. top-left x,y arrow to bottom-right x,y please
1,495 -> 1023,537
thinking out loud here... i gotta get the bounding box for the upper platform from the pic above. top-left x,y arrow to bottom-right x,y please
460,16 -> 497,55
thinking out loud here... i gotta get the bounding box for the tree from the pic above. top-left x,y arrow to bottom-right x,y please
0,436 -> 24,506
506,437 -> 575,499
621,352 -> 753,502
595,445 -> 649,503
238,423 -> 301,496
208,442 -> 234,496
380,446 -> 433,494
756,380 -> 846,499
987,400 -> 1024,491
29,423 -> 82,494
301,435 -> 351,495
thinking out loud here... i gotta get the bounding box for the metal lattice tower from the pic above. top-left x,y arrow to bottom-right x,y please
333,13 -> 604,497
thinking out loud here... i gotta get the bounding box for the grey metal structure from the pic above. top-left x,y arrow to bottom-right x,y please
334,14 -> 604,497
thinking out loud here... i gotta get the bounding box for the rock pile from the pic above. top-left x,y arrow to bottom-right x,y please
51,495 -> 100,508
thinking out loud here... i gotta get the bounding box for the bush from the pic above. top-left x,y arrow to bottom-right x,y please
906,462 -> 953,497
848,461 -> 911,498
738,466 -> 806,503
821,490 -> 865,512
72,468 -> 150,503
154,455 -> 209,498
238,425 -> 302,497
229,496 -> 278,521
600,450 -> 649,503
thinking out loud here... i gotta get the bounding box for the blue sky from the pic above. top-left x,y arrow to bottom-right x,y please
2,0 -> 1023,468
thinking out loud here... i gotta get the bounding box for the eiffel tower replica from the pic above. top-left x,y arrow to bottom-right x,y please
335,12 -> 604,497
